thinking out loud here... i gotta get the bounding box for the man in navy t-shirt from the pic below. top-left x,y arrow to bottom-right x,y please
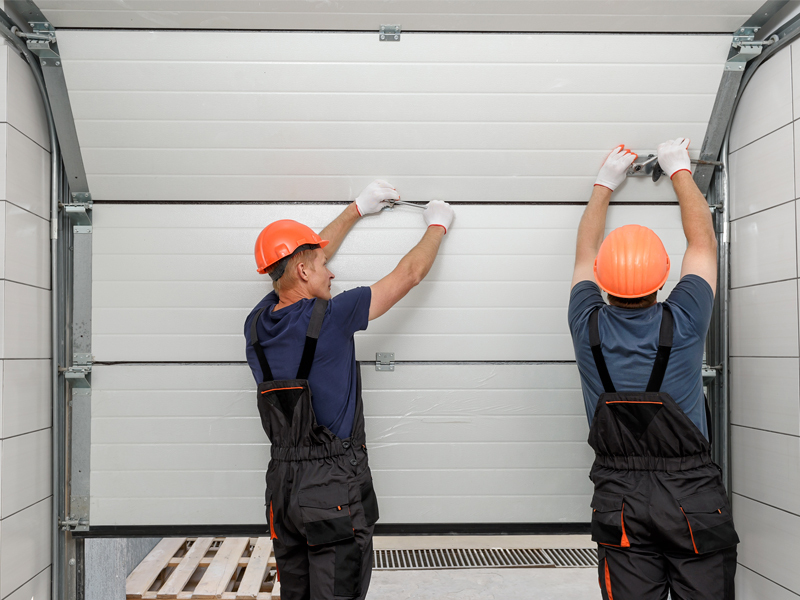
569,140 -> 737,600
245,179 -> 454,600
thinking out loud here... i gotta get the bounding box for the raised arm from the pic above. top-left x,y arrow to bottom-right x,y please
319,179 -> 400,259
657,139 -> 717,295
369,201 -> 453,321
572,145 -> 637,289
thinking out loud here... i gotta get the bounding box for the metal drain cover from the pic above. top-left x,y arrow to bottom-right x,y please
373,547 -> 596,570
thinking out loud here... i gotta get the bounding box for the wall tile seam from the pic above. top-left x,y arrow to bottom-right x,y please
4,198 -> 54,224
6,121 -> 51,155
729,198 -> 798,223
0,565 -> 52,600
733,491 -> 800,520
1,279 -> 52,292
736,564 -> 800,598
0,425 -> 52,442
730,276 -> 799,291
730,121 -> 795,155
0,494 -> 53,523
730,423 -> 800,438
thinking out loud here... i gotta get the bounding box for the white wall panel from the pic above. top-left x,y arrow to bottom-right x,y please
730,48 -> 793,152
0,429 -> 51,518
4,203 -> 50,290
56,31 -> 729,202
5,50 -> 49,151
733,494 -> 800,594
2,282 -> 50,359
92,203 -> 685,362
39,1 -> 762,33
730,201 -> 797,289
0,201 -> 6,282
1,360 -> 52,439
736,566 -> 800,600
730,358 -> 800,436
730,279 -> 799,357
728,39 -> 800,595
731,426 -> 800,517
4,567 -> 51,600
4,123 -> 51,221
729,123 -> 795,221
91,363 -> 592,525
0,498 -> 52,598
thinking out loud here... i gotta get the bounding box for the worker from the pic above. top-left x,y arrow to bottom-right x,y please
569,140 -> 739,600
244,179 -> 454,600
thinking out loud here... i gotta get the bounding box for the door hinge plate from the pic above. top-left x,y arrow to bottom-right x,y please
376,352 -> 395,371
380,25 -> 401,41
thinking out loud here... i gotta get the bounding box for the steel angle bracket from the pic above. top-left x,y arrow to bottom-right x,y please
7,0 -> 91,195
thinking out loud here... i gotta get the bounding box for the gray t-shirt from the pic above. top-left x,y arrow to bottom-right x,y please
568,275 -> 714,438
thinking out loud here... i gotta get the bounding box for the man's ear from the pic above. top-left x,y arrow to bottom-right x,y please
296,260 -> 310,283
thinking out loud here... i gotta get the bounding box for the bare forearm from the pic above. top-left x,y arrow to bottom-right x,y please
672,171 -> 716,247
319,202 -> 361,258
399,226 -> 445,285
576,186 -> 613,260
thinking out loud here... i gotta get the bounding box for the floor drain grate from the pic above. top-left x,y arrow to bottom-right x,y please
541,547 -> 598,568
373,548 -> 596,570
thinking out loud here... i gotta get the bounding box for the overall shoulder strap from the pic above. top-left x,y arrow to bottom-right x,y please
296,298 -> 328,380
249,307 -> 273,382
645,304 -> 674,392
589,308 -> 616,393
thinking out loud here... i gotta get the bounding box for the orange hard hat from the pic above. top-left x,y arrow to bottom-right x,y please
254,219 -> 329,274
594,225 -> 670,298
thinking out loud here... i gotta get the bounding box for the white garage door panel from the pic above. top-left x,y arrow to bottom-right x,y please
66,63 -> 722,95
92,204 -> 685,362
57,31 -> 728,202
76,122 -> 720,152
41,3 -> 759,33
91,363 -> 593,525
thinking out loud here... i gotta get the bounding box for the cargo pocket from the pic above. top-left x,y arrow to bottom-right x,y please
591,493 -> 630,547
359,479 -> 380,527
679,490 -> 739,554
298,483 -> 355,546
334,539 -> 363,598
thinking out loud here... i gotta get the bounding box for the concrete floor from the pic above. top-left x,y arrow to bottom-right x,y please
367,535 -> 599,600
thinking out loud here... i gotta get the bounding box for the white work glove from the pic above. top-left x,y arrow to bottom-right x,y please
355,179 -> 400,216
423,200 -> 454,234
595,145 -> 638,191
657,138 -> 692,179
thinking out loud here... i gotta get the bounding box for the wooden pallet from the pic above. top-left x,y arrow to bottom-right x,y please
126,537 -> 281,599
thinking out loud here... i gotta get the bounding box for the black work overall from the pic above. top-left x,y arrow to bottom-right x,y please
250,299 -> 379,600
587,306 -> 739,600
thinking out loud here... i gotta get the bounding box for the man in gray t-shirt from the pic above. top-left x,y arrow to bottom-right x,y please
568,140 -> 737,600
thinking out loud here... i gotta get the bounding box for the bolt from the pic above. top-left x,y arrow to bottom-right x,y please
55,61 -> 60,66
380,35 -> 385,40
41,60 -> 46,66
69,558 -> 76,566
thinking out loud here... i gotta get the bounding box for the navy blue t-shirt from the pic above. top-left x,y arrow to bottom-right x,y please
244,287 -> 371,440
568,275 -> 713,438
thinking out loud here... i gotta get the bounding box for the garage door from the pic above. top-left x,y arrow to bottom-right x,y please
56,30 -> 727,527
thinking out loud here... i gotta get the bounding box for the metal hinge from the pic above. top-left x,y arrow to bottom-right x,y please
702,364 -> 722,385
63,192 -> 93,230
725,27 -> 778,71
380,25 -> 401,42
376,352 -> 395,371
62,353 -> 93,388
60,517 -> 89,532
